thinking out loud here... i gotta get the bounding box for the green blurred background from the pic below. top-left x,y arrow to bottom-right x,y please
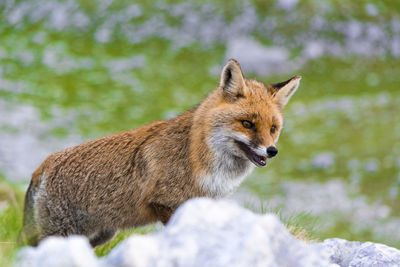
0,0 -> 400,262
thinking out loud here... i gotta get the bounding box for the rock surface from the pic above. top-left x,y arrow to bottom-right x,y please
16,235 -> 98,267
321,238 -> 400,267
16,198 -> 400,267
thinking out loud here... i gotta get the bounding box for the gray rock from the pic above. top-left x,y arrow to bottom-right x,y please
15,198 -> 400,267
320,238 -> 400,267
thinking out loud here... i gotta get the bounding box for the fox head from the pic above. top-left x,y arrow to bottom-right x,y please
205,59 -> 301,168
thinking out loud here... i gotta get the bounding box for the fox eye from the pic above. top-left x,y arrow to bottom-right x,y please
241,120 -> 254,129
270,125 -> 277,134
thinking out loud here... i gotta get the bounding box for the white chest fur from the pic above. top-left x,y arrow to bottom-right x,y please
200,128 -> 256,197
199,159 -> 254,198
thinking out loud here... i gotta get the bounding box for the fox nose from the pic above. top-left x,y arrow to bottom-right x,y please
266,146 -> 278,158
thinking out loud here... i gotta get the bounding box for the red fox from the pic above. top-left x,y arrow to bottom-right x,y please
20,59 -> 301,247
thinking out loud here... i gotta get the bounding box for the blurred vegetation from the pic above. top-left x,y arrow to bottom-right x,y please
0,175 -> 24,267
0,0 -> 400,265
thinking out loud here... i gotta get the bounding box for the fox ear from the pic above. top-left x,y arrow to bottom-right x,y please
271,76 -> 301,108
219,59 -> 246,100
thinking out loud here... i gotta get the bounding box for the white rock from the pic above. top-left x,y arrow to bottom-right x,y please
16,236 -> 99,267
303,41 -> 325,59
277,0 -> 300,11
364,160 -> 379,172
365,4 -> 378,16
105,55 -> 146,73
15,198 -> 400,267
312,152 -> 335,169
225,37 -> 294,75
105,198 -> 334,267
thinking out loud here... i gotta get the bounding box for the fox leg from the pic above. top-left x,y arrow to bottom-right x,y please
33,192 -> 84,242
35,194 -> 115,247
19,181 -> 40,246
89,229 -> 116,247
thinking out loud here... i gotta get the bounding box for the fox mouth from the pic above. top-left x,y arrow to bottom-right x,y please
235,140 -> 266,167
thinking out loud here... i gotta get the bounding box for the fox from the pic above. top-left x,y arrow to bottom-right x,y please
20,59 -> 301,247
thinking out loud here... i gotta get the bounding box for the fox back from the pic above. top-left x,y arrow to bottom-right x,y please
20,59 -> 301,247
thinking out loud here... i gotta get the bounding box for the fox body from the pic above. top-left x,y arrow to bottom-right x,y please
21,59 -> 301,247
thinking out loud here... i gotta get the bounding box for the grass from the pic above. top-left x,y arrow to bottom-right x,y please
0,176 -> 25,267
94,224 -> 158,257
245,199 -> 318,242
